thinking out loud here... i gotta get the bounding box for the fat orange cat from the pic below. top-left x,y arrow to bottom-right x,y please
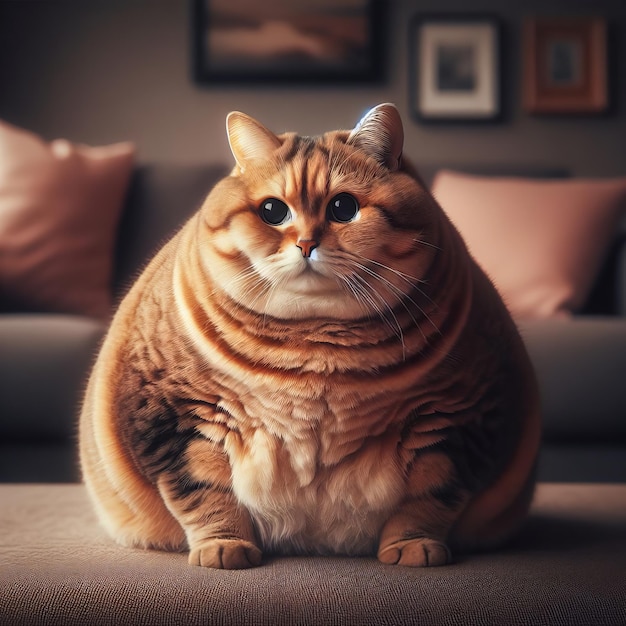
80,104 -> 541,569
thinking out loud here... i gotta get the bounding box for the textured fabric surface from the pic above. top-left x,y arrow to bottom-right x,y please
539,444 -> 626,483
517,317 -> 626,442
0,119 -> 134,318
1,484 -> 625,626
0,315 -> 105,441
431,170 -> 626,318
113,163 -> 229,297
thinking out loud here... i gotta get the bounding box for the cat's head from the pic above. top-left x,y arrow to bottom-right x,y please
198,103 -> 444,321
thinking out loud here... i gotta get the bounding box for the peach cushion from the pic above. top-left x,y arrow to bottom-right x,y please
0,120 -> 134,318
432,170 -> 626,318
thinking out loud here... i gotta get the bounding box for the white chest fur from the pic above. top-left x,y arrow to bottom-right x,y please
221,425 -> 405,555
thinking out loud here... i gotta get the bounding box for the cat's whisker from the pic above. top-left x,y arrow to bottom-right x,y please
352,254 -> 426,285
351,273 -> 407,357
258,259 -> 296,328
352,263 -> 427,347
216,264 -> 278,319
335,275 -> 370,319
328,258 -> 407,354
211,265 -> 257,297
413,237 -> 442,251
336,273 -> 375,321
342,250 -> 441,337
347,250 -> 438,312
379,270 -> 440,341
342,273 -> 386,324
317,251 -> 415,352
342,256 -> 434,344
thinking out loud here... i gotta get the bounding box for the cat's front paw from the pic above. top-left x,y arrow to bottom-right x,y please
377,537 -> 452,567
188,539 -> 263,569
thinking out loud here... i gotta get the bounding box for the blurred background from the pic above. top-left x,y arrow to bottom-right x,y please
0,0 -> 625,175
1,0 -> 626,486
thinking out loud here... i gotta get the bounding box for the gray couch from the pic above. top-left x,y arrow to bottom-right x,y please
1,162 -> 625,483
1,163 -> 625,626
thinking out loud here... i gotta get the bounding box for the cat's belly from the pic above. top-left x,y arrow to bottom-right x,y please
222,427 -> 405,555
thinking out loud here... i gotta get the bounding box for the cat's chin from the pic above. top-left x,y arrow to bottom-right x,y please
259,290 -> 366,321
286,270 -> 339,296
249,268 -> 370,320
265,294 -> 364,320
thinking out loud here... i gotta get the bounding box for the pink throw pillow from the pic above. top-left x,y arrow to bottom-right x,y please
431,170 -> 626,318
0,120 -> 135,318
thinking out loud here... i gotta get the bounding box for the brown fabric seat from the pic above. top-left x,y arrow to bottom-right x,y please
1,483 -> 625,625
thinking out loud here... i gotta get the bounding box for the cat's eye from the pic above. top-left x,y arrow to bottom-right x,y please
260,198 -> 291,226
328,193 -> 359,223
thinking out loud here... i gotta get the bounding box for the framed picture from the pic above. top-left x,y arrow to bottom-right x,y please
192,0 -> 384,85
523,17 -> 608,114
409,16 -> 501,122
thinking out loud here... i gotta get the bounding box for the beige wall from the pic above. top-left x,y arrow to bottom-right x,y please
1,0 -> 625,176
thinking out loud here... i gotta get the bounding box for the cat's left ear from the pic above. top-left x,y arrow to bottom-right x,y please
347,103 -> 403,171
226,111 -> 281,172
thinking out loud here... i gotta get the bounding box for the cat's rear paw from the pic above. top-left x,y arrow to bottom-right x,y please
188,539 -> 263,569
378,537 -> 452,567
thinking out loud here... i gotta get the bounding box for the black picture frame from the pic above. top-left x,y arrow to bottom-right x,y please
192,0 -> 385,85
409,15 -> 502,123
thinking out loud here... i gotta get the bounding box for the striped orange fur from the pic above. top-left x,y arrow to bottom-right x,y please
79,104 -> 540,568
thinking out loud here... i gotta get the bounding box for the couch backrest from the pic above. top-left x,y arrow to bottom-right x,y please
419,164 -> 625,316
113,162 -> 624,315
415,163 -> 570,189
113,163 -> 229,300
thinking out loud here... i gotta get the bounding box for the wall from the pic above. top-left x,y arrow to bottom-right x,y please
1,0 -> 625,176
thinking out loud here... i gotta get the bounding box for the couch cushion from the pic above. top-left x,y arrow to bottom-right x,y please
1,483 -> 625,625
0,120 -> 135,319
416,163 -> 569,190
0,315 -> 106,440
114,164 -> 229,297
431,170 -> 626,318
518,317 -> 626,443
0,441 -> 79,483
539,444 -> 626,483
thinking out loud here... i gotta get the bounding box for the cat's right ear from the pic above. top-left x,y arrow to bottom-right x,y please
347,103 -> 403,171
226,112 -> 281,173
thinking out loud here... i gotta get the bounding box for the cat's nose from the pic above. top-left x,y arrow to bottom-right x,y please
296,239 -> 318,258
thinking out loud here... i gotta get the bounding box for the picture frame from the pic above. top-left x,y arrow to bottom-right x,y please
192,0 -> 385,85
409,16 -> 501,123
523,17 -> 608,114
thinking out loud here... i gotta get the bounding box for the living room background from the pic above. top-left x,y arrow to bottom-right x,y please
0,0 -> 625,176
2,3 -> 626,620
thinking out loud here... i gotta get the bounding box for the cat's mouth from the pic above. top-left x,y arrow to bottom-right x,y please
287,261 -> 340,295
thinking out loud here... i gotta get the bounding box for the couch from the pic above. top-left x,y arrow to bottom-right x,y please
1,160 -> 625,625
0,163 -> 229,483
2,161 -> 625,484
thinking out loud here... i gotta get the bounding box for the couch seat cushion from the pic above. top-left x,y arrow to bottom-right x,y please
0,315 -> 106,440
518,317 -> 626,442
1,483 -> 625,625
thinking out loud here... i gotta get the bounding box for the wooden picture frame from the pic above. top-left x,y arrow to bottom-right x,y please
523,17 -> 608,114
192,0 -> 385,85
409,16 -> 502,123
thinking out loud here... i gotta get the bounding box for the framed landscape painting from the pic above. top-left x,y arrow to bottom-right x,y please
192,0 -> 384,84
